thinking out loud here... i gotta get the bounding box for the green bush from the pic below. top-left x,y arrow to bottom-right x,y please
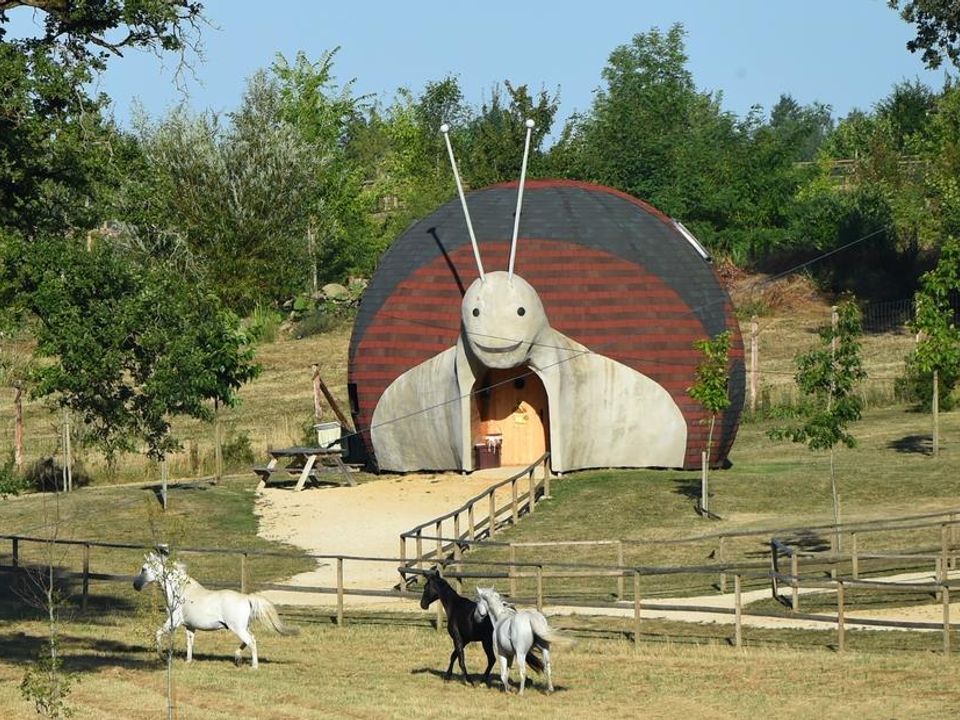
248,302 -> 282,344
222,431 -> 255,470
23,457 -> 91,493
895,358 -> 960,412
293,303 -> 355,339
0,455 -> 29,496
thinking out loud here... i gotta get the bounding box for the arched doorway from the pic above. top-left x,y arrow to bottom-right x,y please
474,367 -> 549,466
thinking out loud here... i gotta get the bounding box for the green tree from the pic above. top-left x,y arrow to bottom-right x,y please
3,232 -> 259,461
769,301 -> 866,539
135,50 -> 372,311
903,237 -> 960,453
891,0 -> 960,69
461,81 -> 559,188
687,330 -> 732,515
0,0 -> 205,240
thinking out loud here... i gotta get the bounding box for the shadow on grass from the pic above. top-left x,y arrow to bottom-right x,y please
886,434 -> 932,455
0,565 -> 138,623
145,478 -> 216,506
0,631 -> 156,672
410,666 -> 568,694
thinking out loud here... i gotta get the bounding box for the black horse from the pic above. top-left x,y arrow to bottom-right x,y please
419,568 -> 496,686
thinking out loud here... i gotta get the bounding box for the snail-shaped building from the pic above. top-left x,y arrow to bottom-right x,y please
348,179 -> 744,473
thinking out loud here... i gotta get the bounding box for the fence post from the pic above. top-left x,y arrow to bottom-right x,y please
468,503 -> 476,541
837,580 -> 845,653
941,524 -> 949,586
750,316 -> 759,413
81,544 -> 90,612
435,521 -> 443,561
453,513 -> 461,563
701,450 -> 709,515
617,542 -> 625,601
511,479 -> 519,524
734,574 -> 742,648
633,571 -> 641,652
951,514 -> 957,570
536,565 -> 543,612
336,557 -> 344,628
416,530 -> 423,571
528,470 -> 536,515
719,536 -> 726,593
851,532 -> 859,579
944,584 -> 951,655
12,537 -> 19,568
399,537 -> 407,594
510,545 -> 517,598
488,492 -> 496,537
543,459 -> 551,499
791,553 -> 799,612
240,553 -> 248,594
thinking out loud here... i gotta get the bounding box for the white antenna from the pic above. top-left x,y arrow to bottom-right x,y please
441,123 -> 484,280
509,118 -> 535,278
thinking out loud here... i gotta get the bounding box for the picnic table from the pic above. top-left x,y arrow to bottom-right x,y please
254,445 -> 356,491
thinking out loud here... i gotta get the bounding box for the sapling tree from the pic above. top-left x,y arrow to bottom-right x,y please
687,330 -> 732,516
769,300 -> 866,543
906,236 -> 960,455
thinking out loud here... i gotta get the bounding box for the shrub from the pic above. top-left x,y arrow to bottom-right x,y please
23,458 -> 91,493
248,302 -> 282,344
222,431 -> 255,470
895,358 -> 960,412
0,455 -> 29,497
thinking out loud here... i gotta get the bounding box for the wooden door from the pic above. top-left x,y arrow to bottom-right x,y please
480,368 -> 548,466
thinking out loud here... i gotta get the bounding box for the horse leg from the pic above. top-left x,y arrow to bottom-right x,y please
498,655 -> 511,693
235,629 -> 258,669
155,613 -> 179,656
444,648 -> 457,681
185,629 -> 195,663
481,636 -> 495,687
516,652 -> 528,696
541,646 -> 554,693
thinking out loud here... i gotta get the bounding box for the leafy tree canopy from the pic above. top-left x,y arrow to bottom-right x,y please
769,300 -> 866,451
890,0 -> 960,69
2,232 -> 258,460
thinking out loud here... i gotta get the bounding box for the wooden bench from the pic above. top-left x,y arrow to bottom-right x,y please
254,446 -> 356,491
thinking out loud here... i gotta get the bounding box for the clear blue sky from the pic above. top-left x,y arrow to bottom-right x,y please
7,0 -> 954,139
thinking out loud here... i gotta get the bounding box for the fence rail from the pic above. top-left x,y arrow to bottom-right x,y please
398,453 -> 551,579
5,503 -> 960,653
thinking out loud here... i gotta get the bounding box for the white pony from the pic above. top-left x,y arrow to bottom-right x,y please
475,586 -> 564,694
133,551 -> 293,668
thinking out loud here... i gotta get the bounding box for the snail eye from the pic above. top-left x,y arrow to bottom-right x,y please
517,307 -> 526,317
472,308 -> 480,317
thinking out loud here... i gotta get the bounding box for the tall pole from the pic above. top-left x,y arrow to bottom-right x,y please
749,316 -> 759,413
13,381 -> 24,471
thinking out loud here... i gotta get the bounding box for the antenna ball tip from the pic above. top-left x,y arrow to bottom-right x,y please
440,123 -> 450,133
525,119 -> 535,128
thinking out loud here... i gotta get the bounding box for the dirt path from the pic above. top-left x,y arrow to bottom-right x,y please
255,469 -> 520,608
255,473 -> 958,631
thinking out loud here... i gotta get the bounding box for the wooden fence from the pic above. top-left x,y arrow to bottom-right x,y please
398,453 -> 551,581
3,528 -> 960,654
5,500 -> 960,655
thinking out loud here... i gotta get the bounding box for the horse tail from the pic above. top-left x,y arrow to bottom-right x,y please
529,611 -> 572,648
525,647 -> 545,673
249,594 -> 298,635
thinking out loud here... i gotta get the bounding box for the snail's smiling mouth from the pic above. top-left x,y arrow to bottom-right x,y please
475,340 -> 522,354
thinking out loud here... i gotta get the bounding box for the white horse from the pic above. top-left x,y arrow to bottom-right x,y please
132,551 -> 293,668
475,586 -> 564,695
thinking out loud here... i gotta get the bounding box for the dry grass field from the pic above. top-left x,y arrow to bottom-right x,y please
1,608 -> 959,720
